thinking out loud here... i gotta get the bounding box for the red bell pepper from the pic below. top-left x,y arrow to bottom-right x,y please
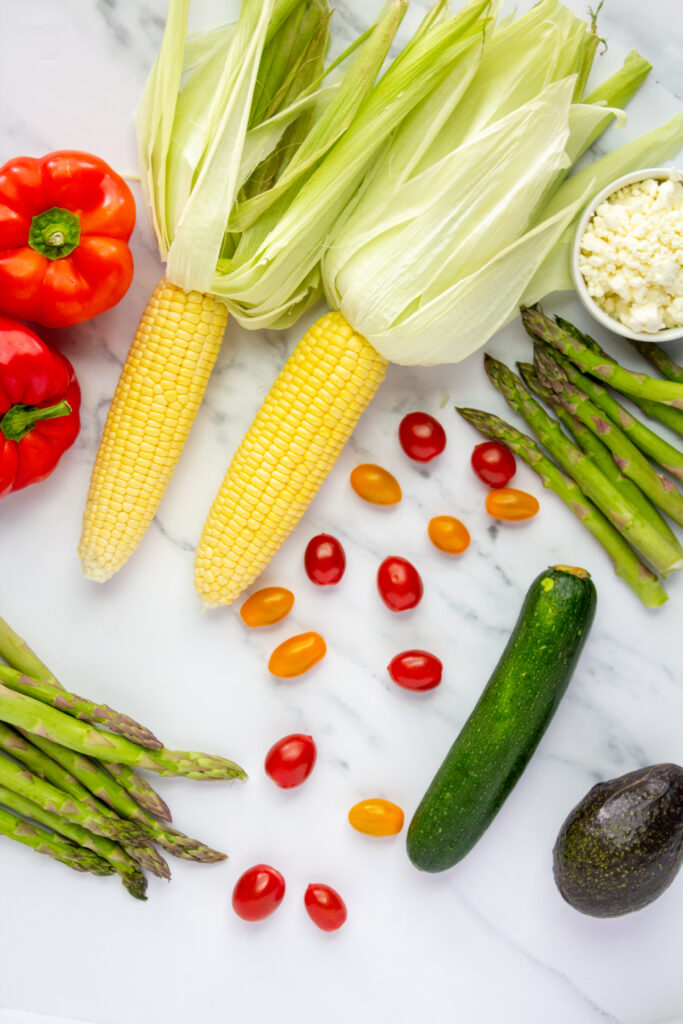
0,316 -> 80,497
0,150 -> 135,328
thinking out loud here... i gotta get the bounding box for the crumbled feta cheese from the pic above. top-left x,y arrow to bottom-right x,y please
578,175 -> 683,333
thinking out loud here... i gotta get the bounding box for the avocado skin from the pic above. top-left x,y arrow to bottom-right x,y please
553,763 -> 683,918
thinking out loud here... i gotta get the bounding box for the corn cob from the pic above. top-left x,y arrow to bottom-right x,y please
194,312 -> 388,607
79,279 -> 228,582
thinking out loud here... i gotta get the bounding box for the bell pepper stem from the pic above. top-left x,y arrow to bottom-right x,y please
1,400 -> 72,442
28,207 -> 81,260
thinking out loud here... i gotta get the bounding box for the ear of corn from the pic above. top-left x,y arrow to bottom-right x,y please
79,279 -> 228,582
194,311 -> 388,607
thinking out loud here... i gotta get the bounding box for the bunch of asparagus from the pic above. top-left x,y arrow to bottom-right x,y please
0,616 -> 246,899
457,308 -> 683,608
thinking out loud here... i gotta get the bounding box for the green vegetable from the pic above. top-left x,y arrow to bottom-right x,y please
483,355 -> 683,575
553,320 -> 683,438
533,346 -> 683,524
628,339 -> 683,384
26,732 -> 225,864
0,682 -> 246,780
457,406 -> 667,608
521,306 -> 683,408
0,725 -> 169,880
0,783 -> 148,899
554,764 -> 683,917
0,665 -> 162,749
0,753 -> 147,847
407,566 -> 597,871
0,805 -> 113,877
517,362 -> 676,545
0,613 -> 172,822
536,319 -> 683,481
106,761 -> 172,823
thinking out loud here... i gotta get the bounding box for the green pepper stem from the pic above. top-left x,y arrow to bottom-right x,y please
28,207 -> 81,260
0,400 -> 72,442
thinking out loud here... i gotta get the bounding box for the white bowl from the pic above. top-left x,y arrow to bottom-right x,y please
571,166 -> 683,343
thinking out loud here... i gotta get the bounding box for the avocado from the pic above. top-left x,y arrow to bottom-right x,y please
553,763 -> 683,917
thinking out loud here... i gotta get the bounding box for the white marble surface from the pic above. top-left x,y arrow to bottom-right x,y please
1,2 -> 682,1023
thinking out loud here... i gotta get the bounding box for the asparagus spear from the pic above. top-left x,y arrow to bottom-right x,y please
105,763 -> 172,823
0,666 -> 162,749
0,724 -> 169,879
0,614 -> 172,821
0,784 -> 147,899
552,321 -> 683,437
0,752 -> 149,846
0,805 -> 114,876
456,407 -> 667,607
25,732 -> 225,863
542,322 -> 683,481
0,683 -> 246,780
483,355 -> 683,575
521,306 -> 683,408
533,346 -> 683,526
627,339 -> 683,383
517,362 -> 677,543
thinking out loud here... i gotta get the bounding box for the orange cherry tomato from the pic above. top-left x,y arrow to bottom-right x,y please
350,463 -> 401,505
428,515 -> 470,554
268,632 -> 326,678
348,798 -> 405,837
485,487 -> 539,521
240,586 -> 294,627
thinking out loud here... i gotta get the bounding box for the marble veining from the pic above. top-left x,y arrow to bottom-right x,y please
0,2 -> 682,1024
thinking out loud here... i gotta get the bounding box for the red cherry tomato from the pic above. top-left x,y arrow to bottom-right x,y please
388,650 -> 442,691
377,556 -> 423,612
264,734 -> 317,789
399,412 -> 446,462
232,864 -> 286,922
304,883 -> 347,932
471,441 -> 516,488
304,533 -> 346,586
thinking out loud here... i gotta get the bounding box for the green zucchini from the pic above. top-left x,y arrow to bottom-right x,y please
407,565 -> 597,872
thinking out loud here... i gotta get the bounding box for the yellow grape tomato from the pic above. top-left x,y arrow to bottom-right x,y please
428,515 -> 470,554
350,464 -> 401,505
348,798 -> 405,836
268,632 -> 326,678
485,487 -> 539,521
240,587 -> 294,627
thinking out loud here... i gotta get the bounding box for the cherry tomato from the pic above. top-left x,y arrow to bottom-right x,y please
350,463 -> 401,505
232,864 -> 286,921
304,883 -> 347,932
348,799 -> 404,837
471,441 -> 516,488
264,734 -> 317,788
268,632 -> 326,678
388,650 -> 442,691
428,515 -> 470,554
377,556 -> 423,611
304,534 -> 346,586
485,487 -> 539,521
240,586 -> 294,627
399,411 -> 446,462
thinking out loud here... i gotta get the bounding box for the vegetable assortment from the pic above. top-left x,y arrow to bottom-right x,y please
187,0 -> 683,608
459,307 -> 683,605
3,0 -> 683,961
